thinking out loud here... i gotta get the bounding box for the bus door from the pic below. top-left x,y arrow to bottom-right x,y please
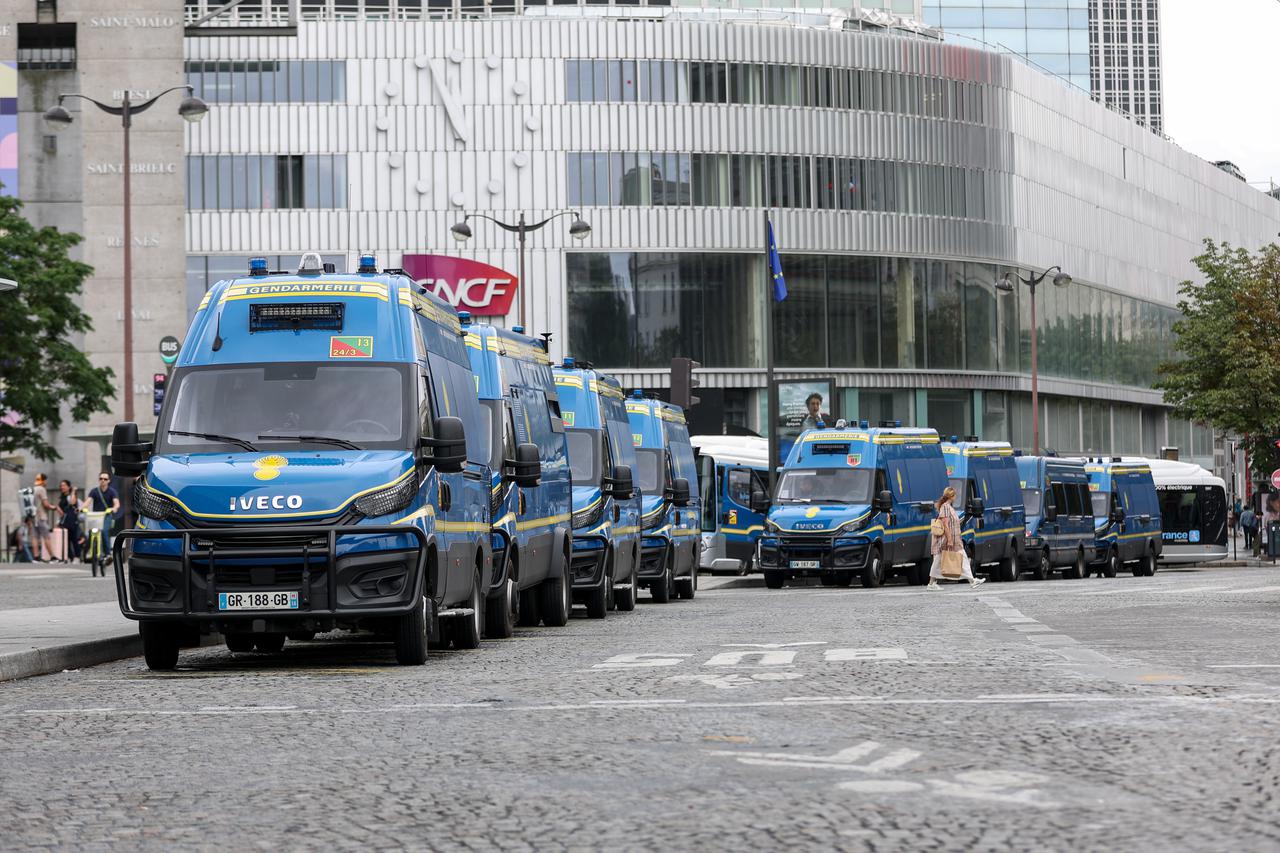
724,466 -> 768,563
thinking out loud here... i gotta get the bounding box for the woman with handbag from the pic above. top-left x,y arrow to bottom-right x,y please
927,486 -> 985,590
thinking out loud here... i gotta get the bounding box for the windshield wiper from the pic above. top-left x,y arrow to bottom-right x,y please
258,434 -> 362,450
167,430 -> 259,452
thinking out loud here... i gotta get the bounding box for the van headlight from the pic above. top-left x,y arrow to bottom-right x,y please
573,500 -> 603,530
354,475 -> 418,518
132,480 -> 180,522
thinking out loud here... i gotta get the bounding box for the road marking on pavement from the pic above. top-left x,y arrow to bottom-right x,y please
671,672 -> 804,689
591,646 -> 909,670
1147,585 -> 1231,595
823,647 -> 907,661
592,653 -> 693,669
1207,664 -> 1280,669
1219,586 -> 1280,594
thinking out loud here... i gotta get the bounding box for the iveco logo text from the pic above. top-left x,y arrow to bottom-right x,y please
793,522 -> 828,530
229,495 -> 304,511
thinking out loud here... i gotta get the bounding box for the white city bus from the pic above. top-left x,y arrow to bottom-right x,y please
1148,458 -> 1229,565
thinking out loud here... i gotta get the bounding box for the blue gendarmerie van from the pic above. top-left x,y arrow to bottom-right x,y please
757,424 -> 948,589
1015,455 -> 1097,580
626,393 -> 701,601
110,253 -> 512,670
942,439 -> 1025,582
462,319 -> 574,637
1085,457 -> 1163,577
553,361 -> 643,616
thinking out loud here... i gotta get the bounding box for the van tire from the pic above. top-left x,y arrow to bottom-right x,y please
651,548 -> 674,603
1065,549 -> 1088,580
484,575 -> 516,639
254,633 -> 286,653
225,633 -> 255,653
676,564 -> 697,600
540,552 -> 572,627
586,552 -> 611,618
860,548 -> 884,588
452,563 -> 485,650
1032,550 -> 1051,581
394,594 -> 430,665
614,560 -> 638,612
140,622 -> 181,671
764,571 -> 784,589
1103,548 -> 1119,578
998,554 -> 1019,583
907,561 -> 930,586
1136,549 -> 1157,577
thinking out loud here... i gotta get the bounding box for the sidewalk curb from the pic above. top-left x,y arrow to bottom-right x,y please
0,633 -> 140,683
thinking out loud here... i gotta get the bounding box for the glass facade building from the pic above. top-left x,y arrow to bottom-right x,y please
178,4 -> 1280,471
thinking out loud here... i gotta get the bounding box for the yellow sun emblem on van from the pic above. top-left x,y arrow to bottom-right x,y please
805,507 -> 820,518
253,455 -> 289,481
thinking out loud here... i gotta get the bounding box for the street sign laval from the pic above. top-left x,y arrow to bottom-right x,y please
159,335 -> 181,365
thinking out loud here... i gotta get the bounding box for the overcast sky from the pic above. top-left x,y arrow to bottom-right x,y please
1162,0 -> 1280,189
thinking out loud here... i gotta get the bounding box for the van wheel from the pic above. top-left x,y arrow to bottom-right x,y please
1103,548 -> 1119,578
516,584 -> 541,627
225,633 -> 255,653
908,561 -> 930,586
484,574 -> 516,640
140,622 -> 181,671
764,572 -> 784,589
998,553 -> 1019,583
1136,549 -> 1157,577
651,548 -> 674,603
254,633 -> 285,653
860,548 -> 883,588
452,563 -> 485,650
614,557 -> 638,612
586,552 -> 611,619
1065,549 -> 1087,580
676,564 -> 697,600
394,594 -> 429,665
540,548 -> 572,627
1033,551 -> 1051,581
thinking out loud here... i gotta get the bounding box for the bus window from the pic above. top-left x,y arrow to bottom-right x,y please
699,455 -> 716,531
728,469 -> 753,507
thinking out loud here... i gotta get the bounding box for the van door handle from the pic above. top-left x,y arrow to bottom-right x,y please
1139,514 -> 1151,523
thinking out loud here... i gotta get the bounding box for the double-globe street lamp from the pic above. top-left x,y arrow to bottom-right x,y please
451,211 -> 591,329
44,86 -> 209,423
995,265 -> 1072,457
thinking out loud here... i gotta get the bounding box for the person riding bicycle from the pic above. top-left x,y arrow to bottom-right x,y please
86,473 -> 121,556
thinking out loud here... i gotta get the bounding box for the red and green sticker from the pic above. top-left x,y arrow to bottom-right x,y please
330,336 -> 373,358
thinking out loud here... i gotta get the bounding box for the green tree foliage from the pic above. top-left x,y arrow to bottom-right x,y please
0,194 -> 115,461
1156,239 -> 1280,477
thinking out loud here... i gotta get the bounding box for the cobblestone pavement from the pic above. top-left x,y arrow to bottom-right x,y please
3,565 -> 1280,851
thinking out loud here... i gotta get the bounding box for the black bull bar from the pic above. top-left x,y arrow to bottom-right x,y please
113,525 -> 430,621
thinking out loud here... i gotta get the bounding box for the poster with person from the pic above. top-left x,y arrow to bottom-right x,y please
774,379 -> 835,466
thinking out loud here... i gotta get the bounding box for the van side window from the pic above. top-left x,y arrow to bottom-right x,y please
1051,481 -> 1068,513
728,469 -> 752,507
1076,484 -> 1092,516
1065,482 -> 1083,516
419,371 -> 434,436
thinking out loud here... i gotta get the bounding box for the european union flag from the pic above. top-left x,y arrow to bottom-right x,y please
767,218 -> 787,302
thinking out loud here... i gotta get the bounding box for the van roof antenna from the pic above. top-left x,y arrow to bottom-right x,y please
211,305 -> 225,352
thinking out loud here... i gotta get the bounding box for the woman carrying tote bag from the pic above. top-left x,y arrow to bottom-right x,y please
927,486 -> 985,590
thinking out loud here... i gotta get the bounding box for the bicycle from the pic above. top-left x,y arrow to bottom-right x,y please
81,509 -> 111,577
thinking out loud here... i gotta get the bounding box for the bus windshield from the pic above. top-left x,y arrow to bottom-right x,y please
566,428 -> 601,485
160,363 -> 409,453
776,468 -> 874,505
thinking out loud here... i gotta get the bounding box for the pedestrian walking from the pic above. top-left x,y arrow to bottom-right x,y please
927,486 -> 985,590
1241,505 -> 1257,551
57,480 -> 82,562
1262,495 -> 1280,562
31,473 -> 56,562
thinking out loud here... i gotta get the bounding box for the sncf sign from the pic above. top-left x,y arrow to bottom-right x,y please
401,254 -> 517,316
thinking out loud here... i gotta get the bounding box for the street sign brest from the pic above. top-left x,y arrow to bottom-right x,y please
401,254 -> 517,317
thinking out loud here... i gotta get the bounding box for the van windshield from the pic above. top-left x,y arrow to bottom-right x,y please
159,363 -> 409,453
566,428 -> 601,485
1091,491 -> 1111,518
1022,489 -> 1042,516
776,468 -> 874,505
635,448 -> 666,495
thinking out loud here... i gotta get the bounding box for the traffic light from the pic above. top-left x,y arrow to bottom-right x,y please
153,372 -> 167,417
670,357 -> 701,409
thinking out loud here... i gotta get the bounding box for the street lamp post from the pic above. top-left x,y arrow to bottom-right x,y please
996,265 -> 1072,456
43,86 -> 208,423
450,211 -> 591,329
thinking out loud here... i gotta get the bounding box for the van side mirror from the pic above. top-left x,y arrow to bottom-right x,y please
421,416 -> 467,473
1044,504 -> 1058,522
110,422 -> 152,477
966,496 -> 985,518
873,489 -> 894,513
750,490 -> 770,514
1110,505 -> 1125,523
604,464 -> 634,500
506,442 -> 541,489
668,477 -> 691,507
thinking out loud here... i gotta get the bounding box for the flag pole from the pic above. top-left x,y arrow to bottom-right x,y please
765,210 -> 779,495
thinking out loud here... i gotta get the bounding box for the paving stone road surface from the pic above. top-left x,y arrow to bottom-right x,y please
3,564 -> 1280,851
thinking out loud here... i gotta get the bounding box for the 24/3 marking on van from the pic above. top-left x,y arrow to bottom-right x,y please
330,335 -> 374,358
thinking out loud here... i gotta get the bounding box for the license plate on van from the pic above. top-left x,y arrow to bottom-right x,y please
789,560 -> 820,569
218,591 -> 299,611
